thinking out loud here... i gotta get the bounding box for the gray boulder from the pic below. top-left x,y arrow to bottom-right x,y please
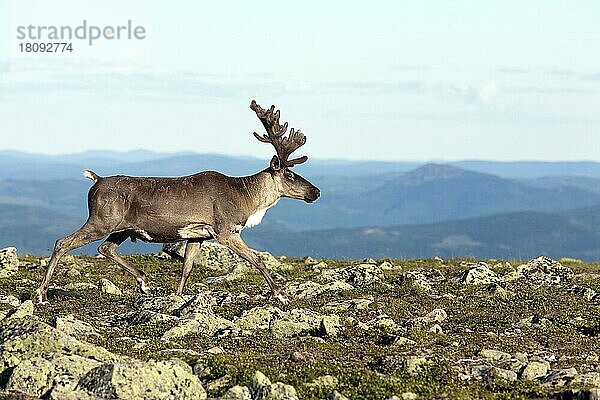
222,385 -> 252,400
53,314 -> 100,340
6,354 -> 101,398
0,314 -> 116,372
456,262 -> 498,285
401,268 -> 445,291
515,256 -> 574,285
76,359 -> 206,399
163,241 -> 280,272
97,279 -> 122,295
0,247 -> 19,278
285,280 -> 354,299
319,263 -> 385,287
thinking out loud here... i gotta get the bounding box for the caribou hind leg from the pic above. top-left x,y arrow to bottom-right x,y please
176,240 -> 203,296
98,232 -> 151,294
36,221 -> 109,303
216,233 -> 288,304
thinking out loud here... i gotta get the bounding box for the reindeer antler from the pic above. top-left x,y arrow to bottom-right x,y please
251,100 -> 308,167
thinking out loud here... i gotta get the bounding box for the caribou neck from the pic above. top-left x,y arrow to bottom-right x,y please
239,170 -> 281,214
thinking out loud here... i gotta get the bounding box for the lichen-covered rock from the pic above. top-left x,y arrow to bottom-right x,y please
251,371 -> 272,400
456,262 -> 498,285
323,297 -> 373,312
411,308 -> 447,326
330,391 -> 351,400
306,375 -> 339,389
479,349 -> 511,363
285,280 -> 353,299
4,299 -> 34,320
541,367 -> 578,387
563,285 -> 599,301
0,247 -> 19,278
6,354 -> 102,397
319,315 -> 341,337
520,361 -> 549,381
97,279 -> 122,295
515,256 -> 574,285
401,269 -> 445,291
234,306 -> 340,338
0,316 -> 116,372
364,314 -> 401,333
222,385 -> 252,400
135,294 -> 187,315
404,357 -> 431,374
235,306 -> 285,331
492,367 -> 518,381
163,241 -> 280,272
53,314 -> 99,340
267,382 -> 299,400
319,263 -> 385,287
75,359 -> 206,400
162,311 -> 234,340
571,372 -> 600,387
0,294 -> 20,307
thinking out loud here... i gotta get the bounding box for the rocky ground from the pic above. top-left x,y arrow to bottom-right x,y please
0,244 -> 599,399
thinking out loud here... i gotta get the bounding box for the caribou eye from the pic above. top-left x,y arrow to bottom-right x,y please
285,171 -> 295,180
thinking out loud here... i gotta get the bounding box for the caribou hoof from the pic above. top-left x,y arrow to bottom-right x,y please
35,288 -> 49,304
137,278 -> 152,294
273,291 -> 290,305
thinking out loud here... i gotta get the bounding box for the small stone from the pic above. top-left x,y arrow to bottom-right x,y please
303,256 -> 318,265
480,349 -> 511,363
0,247 -> 19,278
456,262 -> 498,285
65,268 -> 81,278
0,295 -> 20,307
64,282 -> 98,291
405,357 -> 430,374
486,283 -> 513,298
424,308 -> 447,323
521,361 -> 549,381
291,351 -> 305,362
97,278 -> 122,295
207,375 -> 232,393
251,371 -> 272,400
401,393 -> 418,400
542,367 -> 578,387
306,375 -> 338,389
223,385 -> 252,400
572,372 -> 600,387
330,391 -> 351,400
493,367 -> 518,381
6,299 -> 34,319
320,315 -> 341,337
53,314 -> 99,339
207,346 -> 225,354
268,382 -> 298,400
429,324 -> 443,334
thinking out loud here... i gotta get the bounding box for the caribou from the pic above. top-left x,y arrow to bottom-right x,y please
36,100 -> 320,304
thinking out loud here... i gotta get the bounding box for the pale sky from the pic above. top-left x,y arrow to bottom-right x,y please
1,0 -> 599,161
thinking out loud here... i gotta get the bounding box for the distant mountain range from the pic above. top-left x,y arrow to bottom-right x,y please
1,150 -> 600,259
248,206 -> 600,260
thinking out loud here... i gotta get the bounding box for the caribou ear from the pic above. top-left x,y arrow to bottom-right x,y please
270,155 -> 281,171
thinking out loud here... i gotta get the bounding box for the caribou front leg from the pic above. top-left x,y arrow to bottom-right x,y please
216,232 -> 288,304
